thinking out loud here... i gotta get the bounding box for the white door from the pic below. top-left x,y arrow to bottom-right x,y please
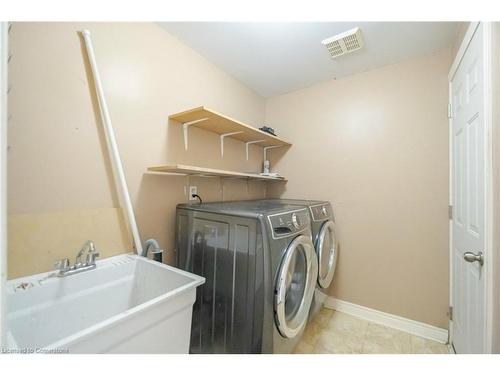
450,23 -> 486,354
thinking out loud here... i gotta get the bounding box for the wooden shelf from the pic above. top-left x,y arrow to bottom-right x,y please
147,164 -> 287,181
169,106 -> 291,148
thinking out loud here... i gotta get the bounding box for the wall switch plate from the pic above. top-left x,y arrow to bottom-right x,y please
188,186 -> 198,200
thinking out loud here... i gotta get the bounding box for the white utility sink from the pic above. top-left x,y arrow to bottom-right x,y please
5,254 -> 204,354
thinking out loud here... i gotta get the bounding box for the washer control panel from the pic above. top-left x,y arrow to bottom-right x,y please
268,209 -> 309,237
310,204 -> 333,222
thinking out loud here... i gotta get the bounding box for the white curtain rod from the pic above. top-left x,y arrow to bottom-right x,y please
80,29 -> 143,256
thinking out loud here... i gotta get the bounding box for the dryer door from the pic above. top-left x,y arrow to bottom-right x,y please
275,235 -> 318,338
316,220 -> 338,289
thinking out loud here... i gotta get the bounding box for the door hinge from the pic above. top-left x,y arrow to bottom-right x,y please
448,103 -> 453,119
448,306 -> 453,321
448,205 -> 453,220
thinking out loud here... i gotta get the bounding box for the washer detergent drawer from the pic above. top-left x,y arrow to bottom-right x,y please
176,214 -> 259,353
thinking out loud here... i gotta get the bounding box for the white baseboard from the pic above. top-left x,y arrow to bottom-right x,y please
324,297 -> 449,344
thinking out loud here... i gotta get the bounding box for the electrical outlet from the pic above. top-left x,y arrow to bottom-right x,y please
189,186 -> 198,200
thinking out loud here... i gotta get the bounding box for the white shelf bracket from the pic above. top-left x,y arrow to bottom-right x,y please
245,140 -> 265,160
182,118 -> 209,151
220,131 -> 243,157
263,145 -> 283,161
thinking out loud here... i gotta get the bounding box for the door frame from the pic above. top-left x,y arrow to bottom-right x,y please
448,21 -> 494,354
0,22 -> 8,349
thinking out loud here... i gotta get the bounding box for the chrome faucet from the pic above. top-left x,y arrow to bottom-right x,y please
54,240 -> 100,277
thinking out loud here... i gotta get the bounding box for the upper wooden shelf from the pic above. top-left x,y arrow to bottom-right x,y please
169,106 -> 291,148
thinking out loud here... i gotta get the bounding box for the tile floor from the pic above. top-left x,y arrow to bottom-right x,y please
294,309 -> 451,354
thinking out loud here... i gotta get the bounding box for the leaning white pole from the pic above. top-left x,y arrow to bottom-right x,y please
81,30 -> 143,256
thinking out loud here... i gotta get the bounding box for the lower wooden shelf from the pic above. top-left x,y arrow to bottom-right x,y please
147,164 -> 286,181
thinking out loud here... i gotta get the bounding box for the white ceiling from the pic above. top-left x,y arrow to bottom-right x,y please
159,22 -> 461,97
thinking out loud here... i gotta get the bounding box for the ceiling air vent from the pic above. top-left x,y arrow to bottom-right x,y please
321,27 -> 363,59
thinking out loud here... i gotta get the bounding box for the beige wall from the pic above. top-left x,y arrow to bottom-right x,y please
266,49 -> 452,328
7,22 -> 270,278
7,22 -> 457,332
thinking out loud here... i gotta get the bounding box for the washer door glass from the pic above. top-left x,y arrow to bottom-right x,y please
275,235 -> 318,339
317,220 -> 337,289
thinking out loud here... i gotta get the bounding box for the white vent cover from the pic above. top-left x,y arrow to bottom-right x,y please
321,27 -> 363,59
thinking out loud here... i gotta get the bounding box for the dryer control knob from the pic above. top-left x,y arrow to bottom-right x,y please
291,213 -> 300,229
321,206 -> 328,216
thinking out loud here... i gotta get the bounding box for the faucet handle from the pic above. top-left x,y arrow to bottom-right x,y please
76,240 -> 96,266
85,252 -> 100,266
54,258 -> 70,271
87,240 -> 96,253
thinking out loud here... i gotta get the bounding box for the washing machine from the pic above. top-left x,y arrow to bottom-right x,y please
256,199 -> 338,319
175,200 -> 318,353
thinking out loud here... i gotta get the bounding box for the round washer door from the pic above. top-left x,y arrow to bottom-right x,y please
316,220 -> 338,289
275,234 -> 318,338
